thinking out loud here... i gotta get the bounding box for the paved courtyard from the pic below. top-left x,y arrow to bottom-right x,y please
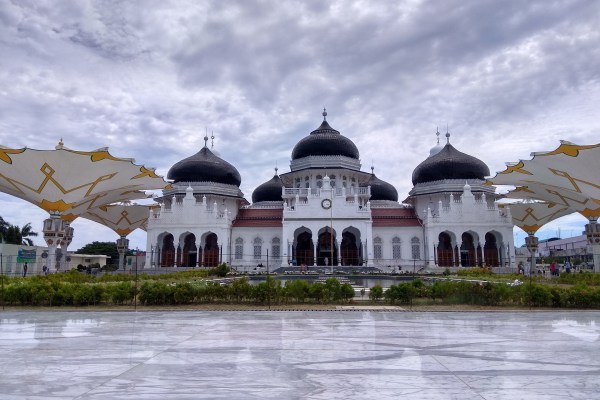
1,310 -> 599,399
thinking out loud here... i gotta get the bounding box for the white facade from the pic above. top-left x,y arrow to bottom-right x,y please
145,118 -> 516,271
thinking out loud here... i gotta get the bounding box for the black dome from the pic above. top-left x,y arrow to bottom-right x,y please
291,120 -> 360,160
252,174 -> 284,203
412,143 -> 490,185
368,174 -> 398,201
167,146 -> 241,187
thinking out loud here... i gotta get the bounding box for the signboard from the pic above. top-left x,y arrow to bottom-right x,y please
17,248 -> 37,263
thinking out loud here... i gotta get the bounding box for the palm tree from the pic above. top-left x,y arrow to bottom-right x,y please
20,223 -> 39,246
0,216 -> 9,242
3,223 -> 39,246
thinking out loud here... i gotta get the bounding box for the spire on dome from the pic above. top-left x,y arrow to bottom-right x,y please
446,125 -> 450,144
322,107 -> 327,121
204,128 -> 209,148
211,131 -> 215,148
436,127 -> 440,144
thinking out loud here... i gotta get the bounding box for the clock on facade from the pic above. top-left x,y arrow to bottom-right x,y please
321,199 -> 332,209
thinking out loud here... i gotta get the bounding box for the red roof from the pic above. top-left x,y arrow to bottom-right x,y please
371,207 -> 422,227
232,208 -> 283,227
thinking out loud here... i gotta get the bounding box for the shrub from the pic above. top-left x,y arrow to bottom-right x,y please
173,282 -> 196,304
228,277 -> 252,302
105,282 -> 135,305
369,285 -> 384,302
521,283 -> 552,307
385,283 -> 416,305
284,279 -> 311,303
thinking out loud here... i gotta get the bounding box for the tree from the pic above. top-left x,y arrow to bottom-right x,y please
2,222 -> 39,245
75,241 -> 119,265
0,216 -> 9,241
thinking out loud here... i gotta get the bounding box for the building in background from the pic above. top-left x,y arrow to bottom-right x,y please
145,112 -> 515,272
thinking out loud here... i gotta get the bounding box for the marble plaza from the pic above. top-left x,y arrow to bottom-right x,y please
1,311 -> 599,399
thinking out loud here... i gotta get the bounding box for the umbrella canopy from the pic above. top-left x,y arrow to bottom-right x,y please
489,141 -> 600,204
80,204 -> 156,236
500,202 -> 573,235
61,190 -> 150,222
0,142 -> 169,216
505,182 -> 600,219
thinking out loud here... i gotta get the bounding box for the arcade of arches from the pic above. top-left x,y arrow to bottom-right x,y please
158,232 -> 221,268
436,231 -> 505,267
292,228 -> 363,266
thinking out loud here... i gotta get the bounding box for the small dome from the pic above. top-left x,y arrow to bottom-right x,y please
367,174 -> 398,202
412,143 -> 490,185
252,174 -> 284,203
291,117 -> 360,160
167,146 -> 241,186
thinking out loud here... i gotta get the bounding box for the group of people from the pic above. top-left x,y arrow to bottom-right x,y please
21,262 -> 49,277
518,260 -> 574,276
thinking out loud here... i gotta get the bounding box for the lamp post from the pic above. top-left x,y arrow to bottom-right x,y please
585,218 -> 600,273
116,235 -> 129,271
42,212 -> 67,273
525,233 -> 539,275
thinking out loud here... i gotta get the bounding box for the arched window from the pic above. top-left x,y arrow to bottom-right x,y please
271,237 -> 281,259
253,237 -> 263,260
392,237 -> 402,260
373,237 -> 383,260
411,237 -> 421,260
235,238 -> 244,260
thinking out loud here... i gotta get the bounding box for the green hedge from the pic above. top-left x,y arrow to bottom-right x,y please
4,274 -> 600,308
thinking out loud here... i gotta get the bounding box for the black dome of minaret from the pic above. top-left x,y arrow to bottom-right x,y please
412,132 -> 490,185
167,135 -> 242,186
367,167 -> 399,202
291,109 -> 360,160
252,168 -> 284,203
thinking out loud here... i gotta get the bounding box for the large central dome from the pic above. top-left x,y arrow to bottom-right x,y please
167,146 -> 241,187
291,111 -> 360,160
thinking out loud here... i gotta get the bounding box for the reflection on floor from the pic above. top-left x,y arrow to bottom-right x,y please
1,311 -> 599,399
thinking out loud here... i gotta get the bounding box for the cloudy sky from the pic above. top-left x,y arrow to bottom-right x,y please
1,0 -> 599,251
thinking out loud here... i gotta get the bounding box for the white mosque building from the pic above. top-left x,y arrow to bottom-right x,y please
144,110 -> 515,271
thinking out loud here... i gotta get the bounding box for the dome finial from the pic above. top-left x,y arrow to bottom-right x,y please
322,107 -> 327,121
275,161 -> 278,175
436,127 -> 440,144
204,128 -> 209,148
445,124 -> 450,144
211,131 -> 215,148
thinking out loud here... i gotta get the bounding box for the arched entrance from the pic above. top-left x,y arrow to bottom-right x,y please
295,231 -> 314,266
460,232 -> 476,267
182,233 -> 197,267
484,232 -> 499,267
161,234 -> 175,267
341,231 -> 360,265
203,233 -> 219,267
317,228 -> 337,266
437,232 -> 454,267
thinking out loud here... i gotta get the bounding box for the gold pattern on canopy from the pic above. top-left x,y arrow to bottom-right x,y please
0,142 -> 170,271
500,202 -> 573,235
0,144 -> 169,213
488,141 -> 600,216
80,203 -> 157,270
81,204 -> 153,237
489,141 -> 600,273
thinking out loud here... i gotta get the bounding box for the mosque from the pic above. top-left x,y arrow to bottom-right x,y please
145,110 -> 515,271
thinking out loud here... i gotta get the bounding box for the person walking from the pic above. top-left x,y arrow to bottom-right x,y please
22,262 -> 28,277
564,260 -> 572,274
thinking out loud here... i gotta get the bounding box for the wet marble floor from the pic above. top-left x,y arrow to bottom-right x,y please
1,311 -> 599,399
